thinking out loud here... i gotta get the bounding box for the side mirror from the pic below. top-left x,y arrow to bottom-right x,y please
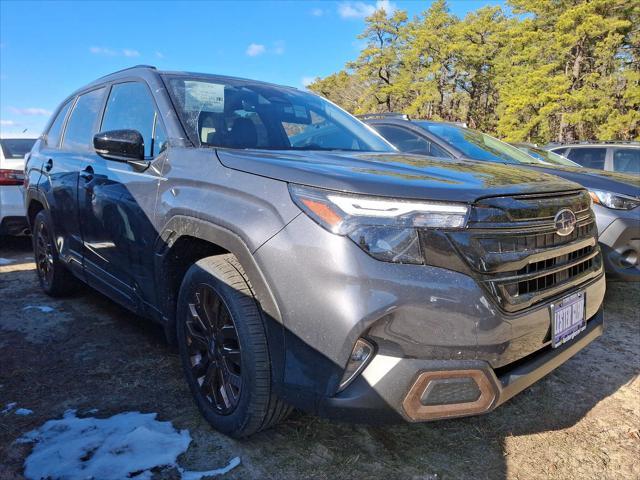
94,129 -> 145,162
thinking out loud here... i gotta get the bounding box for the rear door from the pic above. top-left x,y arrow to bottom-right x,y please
37,90 -> 106,278
77,81 -> 167,310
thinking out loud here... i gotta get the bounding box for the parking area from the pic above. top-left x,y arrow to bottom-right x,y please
1,236 -> 639,480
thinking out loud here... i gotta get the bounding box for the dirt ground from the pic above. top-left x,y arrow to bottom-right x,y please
1,236 -> 639,480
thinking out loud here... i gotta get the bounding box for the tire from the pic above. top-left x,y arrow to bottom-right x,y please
32,210 -> 77,296
176,254 -> 291,437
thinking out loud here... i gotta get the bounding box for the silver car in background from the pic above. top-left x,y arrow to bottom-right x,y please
547,142 -> 639,175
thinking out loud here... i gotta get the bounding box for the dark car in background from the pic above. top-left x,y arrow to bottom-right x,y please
363,116 -> 640,280
547,142 -> 640,175
25,66 -> 605,437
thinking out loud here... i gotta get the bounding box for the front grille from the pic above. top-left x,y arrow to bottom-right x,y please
445,190 -> 603,312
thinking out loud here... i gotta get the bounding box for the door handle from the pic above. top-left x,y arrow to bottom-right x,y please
80,165 -> 94,181
44,158 -> 53,172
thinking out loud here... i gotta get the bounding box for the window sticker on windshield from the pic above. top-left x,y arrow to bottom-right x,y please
184,82 -> 225,112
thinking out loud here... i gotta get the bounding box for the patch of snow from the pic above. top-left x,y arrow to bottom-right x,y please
19,410 -> 240,480
180,456 -> 241,480
23,305 -> 55,313
2,402 -> 17,414
0,257 -> 15,265
15,408 -> 33,416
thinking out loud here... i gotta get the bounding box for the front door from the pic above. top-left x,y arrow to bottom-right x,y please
78,81 -> 167,311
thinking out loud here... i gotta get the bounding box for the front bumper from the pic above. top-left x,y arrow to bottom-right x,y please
255,213 -> 607,414
319,308 -> 604,423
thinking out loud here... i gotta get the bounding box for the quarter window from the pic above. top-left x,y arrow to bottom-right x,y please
62,88 -> 106,151
46,101 -> 72,148
567,147 -> 606,170
101,82 -> 160,157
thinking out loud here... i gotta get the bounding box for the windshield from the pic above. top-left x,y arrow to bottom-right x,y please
416,122 -> 545,165
0,138 -> 36,159
515,145 -> 580,167
164,75 -> 394,153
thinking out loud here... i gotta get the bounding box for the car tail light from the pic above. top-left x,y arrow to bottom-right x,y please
0,169 -> 25,186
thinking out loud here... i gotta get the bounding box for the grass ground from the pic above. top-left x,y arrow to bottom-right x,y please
1,237 -> 638,479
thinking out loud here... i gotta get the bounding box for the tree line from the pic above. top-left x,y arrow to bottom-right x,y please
308,0 -> 639,144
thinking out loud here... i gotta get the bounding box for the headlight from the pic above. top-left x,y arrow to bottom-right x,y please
589,190 -> 640,210
289,184 -> 469,264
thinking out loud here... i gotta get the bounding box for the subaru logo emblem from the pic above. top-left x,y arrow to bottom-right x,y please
554,209 -> 577,236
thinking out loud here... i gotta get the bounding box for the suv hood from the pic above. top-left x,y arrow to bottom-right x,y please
216,149 -> 581,202
217,149 -> 580,203
526,165 -> 640,198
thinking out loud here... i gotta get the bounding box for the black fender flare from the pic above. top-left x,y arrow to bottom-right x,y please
154,215 -> 286,390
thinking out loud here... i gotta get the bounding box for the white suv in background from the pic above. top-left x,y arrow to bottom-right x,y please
0,136 -> 36,236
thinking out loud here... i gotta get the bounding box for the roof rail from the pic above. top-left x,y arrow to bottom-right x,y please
97,65 -> 157,80
548,140 -> 639,146
356,112 -> 410,121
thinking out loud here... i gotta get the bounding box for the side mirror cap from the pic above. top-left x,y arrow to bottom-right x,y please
94,129 -> 145,161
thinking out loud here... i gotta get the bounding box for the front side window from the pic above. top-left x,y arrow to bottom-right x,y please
164,75 -> 394,152
101,82 -> 158,157
46,101 -> 72,148
62,88 -> 106,151
567,147 -> 606,169
373,124 -> 451,158
612,148 -> 640,174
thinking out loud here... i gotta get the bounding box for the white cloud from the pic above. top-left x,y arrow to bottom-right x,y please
246,43 -> 266,57
338,1 -> 396,19
302,76 -> 317,88
89,46 -> 117,56
89,46 -> 141,57
155,51 -> 164,59
9,107 -> 52,116
0,120 -> 16,126
310,8 -> 324,16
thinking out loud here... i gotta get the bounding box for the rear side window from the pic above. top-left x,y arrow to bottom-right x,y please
374,125 -> 451,158
612,148 -> 639,174
101,82 -> 159,157
0,139 -> 36,159
46,101 -> 72,148
62,88 -> 106,151
567,147 -> 606,169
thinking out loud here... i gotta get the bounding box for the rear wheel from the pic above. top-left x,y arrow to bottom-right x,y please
176,254 -> 291,437
32,210 -> 76,296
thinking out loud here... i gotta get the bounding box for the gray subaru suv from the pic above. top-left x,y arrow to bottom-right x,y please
25,66 -> 605,437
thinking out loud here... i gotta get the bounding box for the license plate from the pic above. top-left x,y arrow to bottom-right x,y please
551,291 -> 586,348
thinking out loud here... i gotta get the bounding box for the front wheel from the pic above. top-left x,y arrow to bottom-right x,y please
176,254 -> 291,437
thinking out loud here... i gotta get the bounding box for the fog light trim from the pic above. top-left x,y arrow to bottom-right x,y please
403,369 -> 496,421
337,338 -> 375,392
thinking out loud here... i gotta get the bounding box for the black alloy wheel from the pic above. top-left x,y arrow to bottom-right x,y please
34,220 -> 54,289
185,284 -> 242,414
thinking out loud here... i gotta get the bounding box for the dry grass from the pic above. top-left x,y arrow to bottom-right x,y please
1,237 -> 638,479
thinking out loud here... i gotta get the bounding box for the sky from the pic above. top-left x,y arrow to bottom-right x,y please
0,0 -> 503,137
